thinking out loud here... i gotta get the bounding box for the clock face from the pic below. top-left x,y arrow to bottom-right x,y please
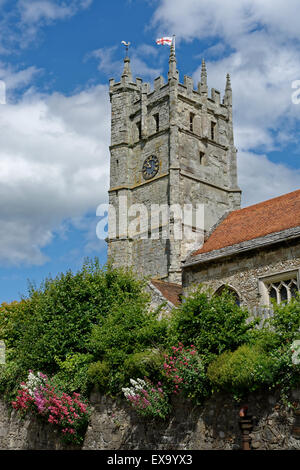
142,155 -> 159,180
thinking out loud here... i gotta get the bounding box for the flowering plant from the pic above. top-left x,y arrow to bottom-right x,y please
163,343 -> 208,403
291,340 -> 300,365
12,371 -> 90,445
122,378 -> 170,420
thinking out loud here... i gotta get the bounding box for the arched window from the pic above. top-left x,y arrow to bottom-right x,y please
214,285 -> 241,306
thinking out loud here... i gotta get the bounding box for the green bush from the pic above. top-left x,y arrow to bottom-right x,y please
0,259 -> 160,396
50,353 -> 94,396
168,286 -> 253,361
88,300 -> 168,394
0,361 -> 26,400
269,294 -> 300,343
87,361 -> 110,392
123,349 -> 164,383
163,344 -> 209,404
246,328 -> 282,352
207,344 -> 276,398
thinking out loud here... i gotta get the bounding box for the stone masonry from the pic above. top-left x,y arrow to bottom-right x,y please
1,390 -> 300,450
182,233 -> 300,311
107,44 -> 241,284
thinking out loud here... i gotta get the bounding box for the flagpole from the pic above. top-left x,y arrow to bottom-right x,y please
172,35 -> 176,52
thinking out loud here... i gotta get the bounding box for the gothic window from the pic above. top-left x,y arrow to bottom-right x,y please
137,121 -> 142,140
214,285 -> 241,306
200,152 -> 205,165
154,113 -> 159,133
190,113 -> 195,132
266,278 -> 298,305
260,271 -> 299,306
211,121 -> 216,141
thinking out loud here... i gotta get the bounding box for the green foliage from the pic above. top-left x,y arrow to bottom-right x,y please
87,361 -> 110,393
122,378 -> 171,420
246,328 -> 282,352
207,344 -> 276,398
88,300 -> 168,394
0,361 -> 26,400
163,344 -> 209,404
269,294 -> 300,343
123,349 -> 164,383
168,286 -> 253,360
50,353 -> 94,396
0,259 -> 160,396
1,262 -> 300,415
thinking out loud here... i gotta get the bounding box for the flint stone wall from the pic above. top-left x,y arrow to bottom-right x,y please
183,238 -> 300,312
1,389 -> 300,450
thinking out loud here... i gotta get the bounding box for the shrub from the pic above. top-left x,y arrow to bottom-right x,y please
207,344 -> 276,398
50,353 -> 94,397
123,349 -> 164,383
122,378 -> 170,420
269,294 -> 300,343
88,300 -> 168,394
246,328 -> 281,353
168,286 -> 253,360
87,361 -> 110,393
12,371 -> 90,445
0,361 -> 26,400
0,259 -> 154,396
163,343 -> 209,403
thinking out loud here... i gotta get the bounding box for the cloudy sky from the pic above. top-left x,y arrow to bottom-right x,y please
0,0 -> 299,302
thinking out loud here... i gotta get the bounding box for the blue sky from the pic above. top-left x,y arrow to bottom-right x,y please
0,0 -> 300,303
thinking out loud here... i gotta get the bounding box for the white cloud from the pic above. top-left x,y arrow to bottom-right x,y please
239,151 -> 300,207
192,34 -> 300,152
91,44 -> 162,81
153,0 -> 300,43
0,62 -> 41,94
18,0 -> 92,23
0,0 -> 93,52
153,0 -> 300,204
0,82 -> 110,265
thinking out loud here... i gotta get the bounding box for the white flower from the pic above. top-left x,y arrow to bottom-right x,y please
291,340 -> 300,365
130,379 -> 138,386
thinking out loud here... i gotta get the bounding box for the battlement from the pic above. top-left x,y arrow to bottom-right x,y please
109,64 -> 231,112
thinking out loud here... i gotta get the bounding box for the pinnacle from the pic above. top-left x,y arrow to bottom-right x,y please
226,73 -> 232,91
168,37 -> 177,79
201,58 -> 207,85
122,56 -> 133,82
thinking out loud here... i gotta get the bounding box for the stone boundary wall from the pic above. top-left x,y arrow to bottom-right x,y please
1,389 -> 300,450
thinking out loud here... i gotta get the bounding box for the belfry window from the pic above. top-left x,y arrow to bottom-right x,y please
154,113 -> 159,133
190,113 -> 195,132
211,121 -> 216,141
137,121 -> 142,140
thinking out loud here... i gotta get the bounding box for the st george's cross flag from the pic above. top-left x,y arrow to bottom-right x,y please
156,37 -> 173,46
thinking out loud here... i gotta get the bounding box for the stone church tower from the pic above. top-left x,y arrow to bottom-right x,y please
107,44 -> 241,283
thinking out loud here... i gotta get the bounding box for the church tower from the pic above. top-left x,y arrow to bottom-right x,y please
107,44 -> 241,283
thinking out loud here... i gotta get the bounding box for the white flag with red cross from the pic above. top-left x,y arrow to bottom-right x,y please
156,36 -> 173,46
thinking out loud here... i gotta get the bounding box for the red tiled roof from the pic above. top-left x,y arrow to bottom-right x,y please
192,189 -> 300,257
151,279 -> 182,306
